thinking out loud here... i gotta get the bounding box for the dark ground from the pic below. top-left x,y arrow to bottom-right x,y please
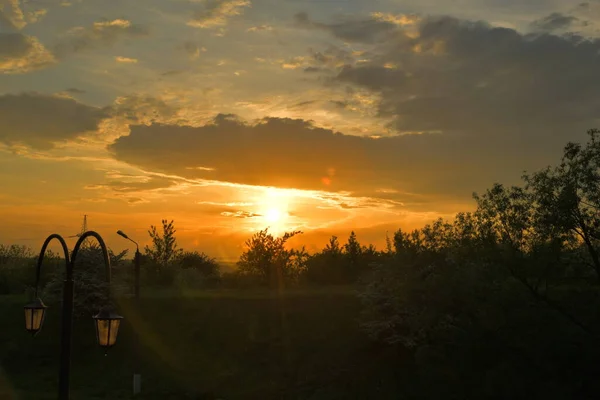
0,288 -> 406,399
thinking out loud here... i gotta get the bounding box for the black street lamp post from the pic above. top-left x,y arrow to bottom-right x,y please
24,231 -> 123,400
117,230 -> 140,299
116,230 -> 142,396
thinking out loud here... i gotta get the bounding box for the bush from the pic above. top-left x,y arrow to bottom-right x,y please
219,271 -> 261,289
41,243 -> 128,317
140,257 -> 177,288
173,268 -> 219,290
0,245 -> 60,295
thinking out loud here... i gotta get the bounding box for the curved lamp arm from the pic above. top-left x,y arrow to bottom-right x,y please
70,231 -> 112,299
35,234 -> 70,298
117,230 -> 139,253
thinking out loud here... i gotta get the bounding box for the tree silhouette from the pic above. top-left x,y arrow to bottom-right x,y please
359,129 -> 600,399
144,219 -> 184,286
145,219 -> 183,267
305,236 -> 346,284
237,228 -> 303,289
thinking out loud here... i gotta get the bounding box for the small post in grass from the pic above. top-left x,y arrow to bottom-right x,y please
117,229 -> 142,396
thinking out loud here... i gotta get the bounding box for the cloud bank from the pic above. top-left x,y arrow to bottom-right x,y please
0,93 -> 108,149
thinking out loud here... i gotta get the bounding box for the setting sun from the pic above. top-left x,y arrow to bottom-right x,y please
257,189 -> 292,233
265,208 -> 284,223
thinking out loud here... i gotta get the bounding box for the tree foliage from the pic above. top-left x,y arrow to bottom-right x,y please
0,245 -> 60,295
145,219 -> 183,266
305,233 -> 381,285
173,251 -> 221,289
143,219 -> 184,286
236,229 -> 305,288
359,129 -> 600,399
305,236 -> 346,284
42,242 -> 128,317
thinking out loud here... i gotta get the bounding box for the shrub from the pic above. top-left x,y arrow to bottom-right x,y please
41,243 -> 128,317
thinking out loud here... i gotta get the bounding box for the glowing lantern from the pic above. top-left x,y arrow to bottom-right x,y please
24,298 -> 47,336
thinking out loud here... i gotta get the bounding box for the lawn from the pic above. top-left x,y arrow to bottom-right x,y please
0,287 -> 406,399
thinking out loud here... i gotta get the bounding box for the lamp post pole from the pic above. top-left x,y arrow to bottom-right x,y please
117,230 -> 142,396
28,231 -> 121,400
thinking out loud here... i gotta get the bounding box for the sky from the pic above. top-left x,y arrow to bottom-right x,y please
1,0 -> 600,260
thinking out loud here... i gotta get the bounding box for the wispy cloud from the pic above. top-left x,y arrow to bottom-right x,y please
293,11 -> 418,44
0,33 -> 55,74
221,210 -> 261,218
115,56 -> 138,63
182,41 -> 207,59
188,0 -> 251,29
530,12 -> 582,32
0,0 -> 45,30
247,24 -> 273,32
53,18 -> 148,56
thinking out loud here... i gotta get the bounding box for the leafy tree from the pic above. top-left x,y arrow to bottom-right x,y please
178,251 -> 219,276
359,130 -> 600,398
0,245 -> 60,295
144,219 -> 183,286
344,231 -> 362,261
0,244 -> 34,263
236,228 -> 303,288
524,129 -> 600,280
0,245 -> 34,294
145,219 -> 183,266
324,235 -> 343,255
174,251 -> 221,288
343,231 -> 363,281
42,242 -> 128,317
305,236 -> 347,284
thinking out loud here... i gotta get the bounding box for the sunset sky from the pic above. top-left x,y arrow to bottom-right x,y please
1,0 -> 600,260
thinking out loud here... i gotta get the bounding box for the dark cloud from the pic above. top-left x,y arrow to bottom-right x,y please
182,41 -> 205,58
287,100 -> 317,109
112,95 -> 179,123
330,16 -> 600,138
304,66 -> 323,73
53,19 -> 148,57
330,100 -> 349,109
108,114 -> 523,203
305,17 -> 594,145
293,12 -> 399,43
280,46 -> 359,74
531,12 -> 580,32
160,69 -> 186,77
107,14 -> 600,205
0,93 -> 108,149
0,32 -> 55,73
294,13 -> 600,193
308,46 -> 356,68
65,87 -> 86,94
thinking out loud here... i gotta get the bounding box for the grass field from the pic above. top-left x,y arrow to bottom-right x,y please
0,287 -> 406,399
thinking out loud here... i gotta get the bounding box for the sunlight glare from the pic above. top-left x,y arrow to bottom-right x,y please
258,188 -> 291,234
265,208 -> 283,223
